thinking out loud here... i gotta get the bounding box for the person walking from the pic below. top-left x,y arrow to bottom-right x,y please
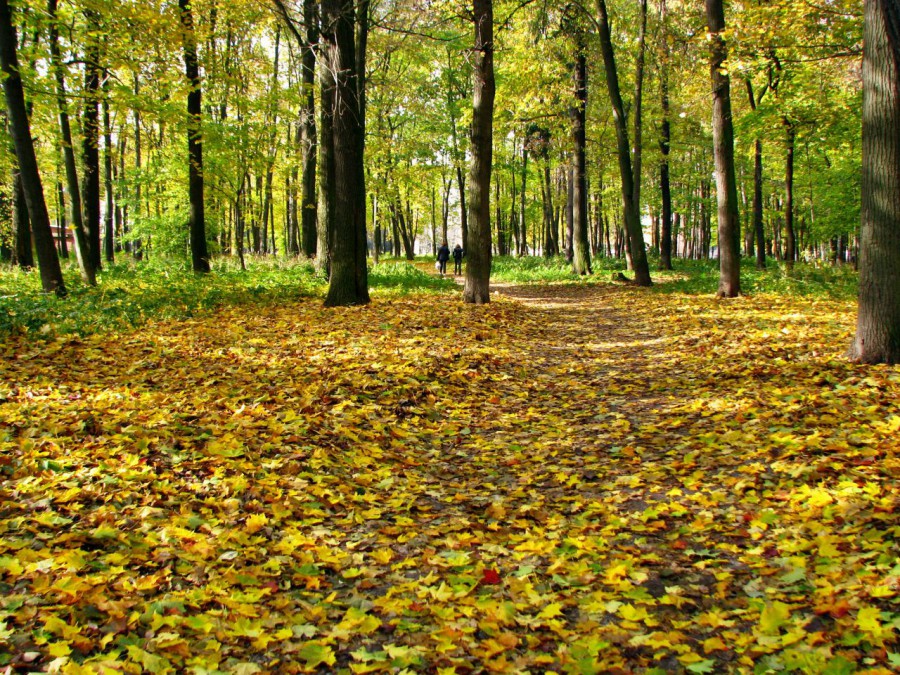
436,242 -> 450,276
452,244 -> 464,275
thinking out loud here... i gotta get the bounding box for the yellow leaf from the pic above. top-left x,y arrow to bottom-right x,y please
702,636 -> 728,653
245,513 -> 268,534
538,603 -> 563,620
48,641 -> 72,658
759,601 -> 791,634
856,606 -> 887,639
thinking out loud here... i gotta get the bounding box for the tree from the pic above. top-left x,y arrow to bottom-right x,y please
300,0 -> 318,258
569,39 -> 590,275
0,0 -> 66,296
179,0 -> 211,273
463,0 -> 494,304
322,0 -> 369,306
657,0 -> 673,271
705,0 -> 740,297
82,8 -> 102,271
595,0 -> 651,286
48,0 -> 95,286
850,0 -> 900,363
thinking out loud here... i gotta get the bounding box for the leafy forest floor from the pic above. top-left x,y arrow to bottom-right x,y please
0,259 -> 899,674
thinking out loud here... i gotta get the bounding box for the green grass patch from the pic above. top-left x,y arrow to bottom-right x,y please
369,261 -> 457,294
650,258 -> 859,299
0,256 -> 324,339
490,255 -> 627,283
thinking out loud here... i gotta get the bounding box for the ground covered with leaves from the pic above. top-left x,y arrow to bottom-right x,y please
0,278 -> 898,673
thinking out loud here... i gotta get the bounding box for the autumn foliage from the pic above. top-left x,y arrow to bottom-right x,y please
0,279 -> 898,673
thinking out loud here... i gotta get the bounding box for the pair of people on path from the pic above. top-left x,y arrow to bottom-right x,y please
437,243 -> 464,276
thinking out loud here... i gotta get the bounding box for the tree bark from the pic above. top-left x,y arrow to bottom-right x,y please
595,0 -> 651,286
570,48 -> 591,275
179,0 -> 210,273
317,37 -> 335,274
82,9 -> 102,271
322,0 -> 369,306
0,0 -> 66,295
12,170 -> 32,269
300,0 -> 318,257
705,0 -> 741,297
850,0 -> 900,363
783,118 -> 797,266
463,0 -> 494,304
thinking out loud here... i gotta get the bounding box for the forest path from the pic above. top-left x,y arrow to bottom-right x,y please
1,280 -> 896,672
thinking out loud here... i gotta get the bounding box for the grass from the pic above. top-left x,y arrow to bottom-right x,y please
649,257 -> 859,299
490,254 -> 859,300
0,253 -> 858,339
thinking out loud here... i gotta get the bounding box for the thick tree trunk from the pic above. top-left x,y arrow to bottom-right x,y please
463,0 -> 494,304
13,171 -> 33,269
571,49 -> 591,275
301,0 -> 318,258
705,0 -> 741,297
850,0 -> 900,363
595,0 -> 651,286
48,0 -> 95,284
317,43 -> 335,274
323,0 -> 369,306
179,0 -> 210,273
0,0 -> 66,295
82,10 -> 102,271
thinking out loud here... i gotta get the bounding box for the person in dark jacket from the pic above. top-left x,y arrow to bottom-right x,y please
452,244 -> 464,275
436,242 -> 450,276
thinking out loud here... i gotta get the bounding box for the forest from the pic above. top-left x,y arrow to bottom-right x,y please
1,0 -> 900,672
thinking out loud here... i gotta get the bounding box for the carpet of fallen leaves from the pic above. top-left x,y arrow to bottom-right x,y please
1,282 -> 899,674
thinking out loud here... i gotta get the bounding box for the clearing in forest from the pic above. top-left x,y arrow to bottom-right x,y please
0,282 -> 898,673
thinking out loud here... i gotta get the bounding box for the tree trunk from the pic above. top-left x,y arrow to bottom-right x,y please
705,0 -> 741,297
301,0 -> 318,257
595,0 -> 651,285
463,0 -> 494,304
850,0 -> 900,363
179,0 -> 210,273
631,0 -> 648,213
783,118 -> 797,266
55,179 -> 68,258
82,9 -> 102,271
322,0 -> 369,306
571,48 -> 591,275
658,0 -> 673,271
520,143 -> 527,255
102,73 -> 114,263
132,74 -> 143,259
0,0 -> 66,295
317,40 -> 335,274
12,171 -> 33,269
48,0 -> 94,284
542,160 -> 555,256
